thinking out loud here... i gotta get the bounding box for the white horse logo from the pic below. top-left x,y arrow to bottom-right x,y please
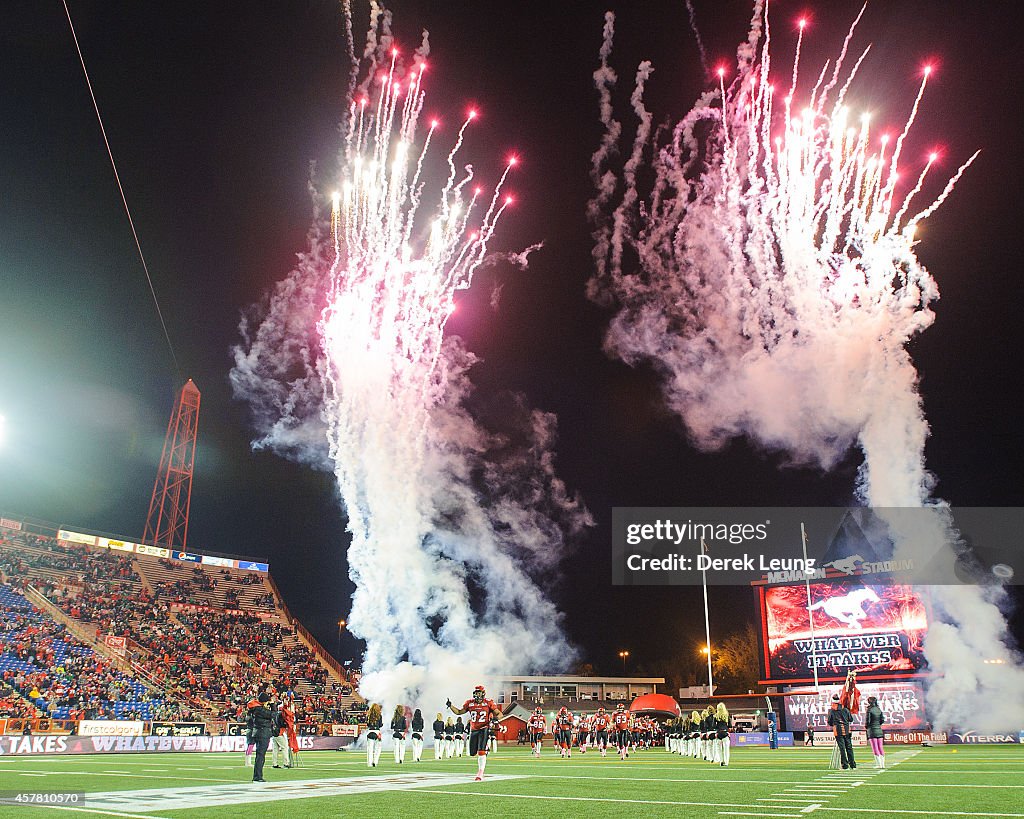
826,555 -> 865,575
808,588 -> 880,629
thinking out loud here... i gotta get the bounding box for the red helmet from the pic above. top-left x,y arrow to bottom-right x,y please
558,706 -> 567,714
473,685 -> 486,701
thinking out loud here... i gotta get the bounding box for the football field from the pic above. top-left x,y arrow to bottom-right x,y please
0,745 -> 1021,818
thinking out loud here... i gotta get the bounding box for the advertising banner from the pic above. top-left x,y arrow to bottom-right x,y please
784,681 -> 927,731
135,544 -> 170,558
330,724 -> 359,737
173,551 -> 202,564
732,731 -> 795,747
102,635 -> 127,657
0,518 -> 22,531
0,735 -> 350,756
237,560 -> 269,573
947,731 -> 1021,744
57,529 -> 97,546
886,731 -> 948,745
98,538 -> 136,552
201,555 -> 236,568
151,723 -> 207,738
78,721 -> 144,737
761,580 -> 928,682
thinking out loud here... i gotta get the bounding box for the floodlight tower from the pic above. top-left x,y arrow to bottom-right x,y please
144,379 -> 200,550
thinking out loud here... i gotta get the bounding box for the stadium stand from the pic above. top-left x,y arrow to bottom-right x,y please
0,523 -> 364,732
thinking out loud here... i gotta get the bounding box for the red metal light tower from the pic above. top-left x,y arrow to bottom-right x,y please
144,379 -> 200,550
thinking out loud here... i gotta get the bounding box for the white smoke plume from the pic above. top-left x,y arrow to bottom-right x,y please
231,3 -> 590,713
590,4 -> 1021,731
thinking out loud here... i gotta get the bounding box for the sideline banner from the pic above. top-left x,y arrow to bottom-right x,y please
78,721 -> 144,737
947,731 -> 1020,744
887,731 -> 948,744
732,731 -> 794,747
330,724 -> 359,737
0,735 -> 351,756
151,722 -> 207,738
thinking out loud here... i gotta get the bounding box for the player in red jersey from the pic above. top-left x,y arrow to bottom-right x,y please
612,702 -> 631,759
578,713 -> 592,754
448,685 -> 501,781
555,706 -> 575,758
592,707 -> 611,757
527,707 -> 546,758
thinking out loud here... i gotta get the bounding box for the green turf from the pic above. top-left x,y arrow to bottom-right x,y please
0,744 -> 1021,818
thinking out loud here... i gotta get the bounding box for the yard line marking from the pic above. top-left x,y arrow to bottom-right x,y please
801,808 -> 1024,818
802,806 -> 823,814
7,807 -> 171,819
77,773 -> 524,813
718,812 -> 803,817
421,790 -> 815,810
19,772 -> 48,776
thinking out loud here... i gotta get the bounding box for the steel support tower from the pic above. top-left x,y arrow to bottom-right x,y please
143,379 -> 200,550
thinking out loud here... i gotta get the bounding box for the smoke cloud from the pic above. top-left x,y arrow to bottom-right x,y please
231,3 -> 590,713
590,4 -> 1020,731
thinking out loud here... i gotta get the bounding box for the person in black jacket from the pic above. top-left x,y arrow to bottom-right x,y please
410,708 -> 425,762
432,712 -> 445,760
248,693 -> 274,783
827,695 -> 856,769
864,696 -> 886,768
391,705 -> 408,764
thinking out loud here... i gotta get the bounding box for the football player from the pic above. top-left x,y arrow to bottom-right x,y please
448,685 -> 501,781
528,707 -> 546,758
612,703 -> 631,760
592,707 -> 610,757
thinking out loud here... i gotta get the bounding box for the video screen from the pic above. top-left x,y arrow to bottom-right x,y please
760,580 -> 928,682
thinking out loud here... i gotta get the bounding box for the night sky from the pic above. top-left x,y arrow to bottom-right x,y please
1,1 -> 1021,682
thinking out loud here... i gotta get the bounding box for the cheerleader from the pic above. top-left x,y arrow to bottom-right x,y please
704,706 -> 717,762
454,716 -> 466,757
411,708 -> 425,762
365,703 -> 383,767
715,702 -> 731,767
391,705 -> 408,764
443,717 -> 456,758
432,712 -> 445,760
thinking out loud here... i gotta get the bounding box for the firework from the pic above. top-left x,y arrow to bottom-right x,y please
313,8 -> 579,707
591,1 -> 1020,730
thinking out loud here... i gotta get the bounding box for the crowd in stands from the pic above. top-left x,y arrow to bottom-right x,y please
0,582 -> 200,721
0,528 -> 363,729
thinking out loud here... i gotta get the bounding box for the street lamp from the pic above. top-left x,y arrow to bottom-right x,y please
618,650 -> 630,673
337,619 -> 346,658
700,645 -> 714,694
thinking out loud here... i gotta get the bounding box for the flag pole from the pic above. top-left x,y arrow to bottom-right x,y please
801,523 -> 820,691
701,538 -> 714,696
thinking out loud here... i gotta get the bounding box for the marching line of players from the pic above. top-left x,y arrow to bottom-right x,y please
665,704 -> 732,766
360,689 -> 732,779
527,703 -> 664,760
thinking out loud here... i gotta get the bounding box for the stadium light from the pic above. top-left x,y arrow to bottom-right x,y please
618,650 -> 630,672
